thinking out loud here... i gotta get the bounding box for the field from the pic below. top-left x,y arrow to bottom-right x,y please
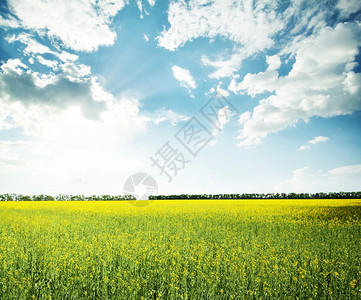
0,200 -> 360,299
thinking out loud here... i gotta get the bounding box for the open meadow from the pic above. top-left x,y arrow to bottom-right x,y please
0,200 -> 360,299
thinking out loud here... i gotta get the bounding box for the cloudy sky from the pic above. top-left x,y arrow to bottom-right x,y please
0,0 -> 360,196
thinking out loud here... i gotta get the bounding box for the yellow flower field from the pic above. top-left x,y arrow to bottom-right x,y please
0,200 -> 360,299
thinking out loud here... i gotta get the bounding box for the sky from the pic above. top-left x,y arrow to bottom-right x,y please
0,0 -> 360,196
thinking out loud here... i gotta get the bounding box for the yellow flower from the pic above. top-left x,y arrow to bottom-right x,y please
350,279 -> 357,288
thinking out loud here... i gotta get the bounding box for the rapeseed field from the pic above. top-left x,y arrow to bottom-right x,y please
0,200 -> 360,299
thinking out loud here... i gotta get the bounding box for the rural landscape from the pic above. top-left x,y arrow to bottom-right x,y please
0,198 -> 360,299
1,0 -> 361,299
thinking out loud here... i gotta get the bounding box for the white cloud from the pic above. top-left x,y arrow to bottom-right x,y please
205,87 -> 215,96
2,99 -> 147,142
343,71 -> 361,95
215,106 -> 232,132
5,0 -> 126,52
202,48 -> 249,79
230,22 -> 361,147
6,33 -> 53,55
216,84 -> 230,97
0,58 -> 111,120
158,0 -> 285,78
0,15 -> 21,28
159,0 -> 353,79
172,65 -> 197,93
6,33 -> 79,62
136,0 -> 144,19
328,164 -> 361,176
135,0 -> 157,18
282,1 -> 331,39
0,100 -> 149,194
266,55 -> 281,70
0,53 -> 150,194
158,0 -> 283,52
0,58 -> 28,75
143,34 -> 149,42
298,145 -> 310,151
209,106 -> 234,146
206,83 -> 230,97
275,164 -> 361,193
229,55 -> 281,97
36,56 -> 58,69
336,0 -> 361,18
153,117 -> 167,125
309,136 -> 329,145
57,51 -> 79,62
152,108 -> 189,127
60,62 -> 92,83
298,136 -> 329,150
238,111 -> 251,126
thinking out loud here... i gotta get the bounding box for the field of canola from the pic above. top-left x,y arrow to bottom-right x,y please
0,199 -> 360,299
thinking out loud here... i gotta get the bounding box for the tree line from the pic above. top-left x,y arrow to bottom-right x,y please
0,192 -> 360,201
149,191 -> 361,200
0,194 -> 135,201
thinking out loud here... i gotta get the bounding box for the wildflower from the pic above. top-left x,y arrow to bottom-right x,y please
350,279 -> 357,288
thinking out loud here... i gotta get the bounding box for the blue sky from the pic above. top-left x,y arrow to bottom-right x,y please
0,0 -> 360,196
